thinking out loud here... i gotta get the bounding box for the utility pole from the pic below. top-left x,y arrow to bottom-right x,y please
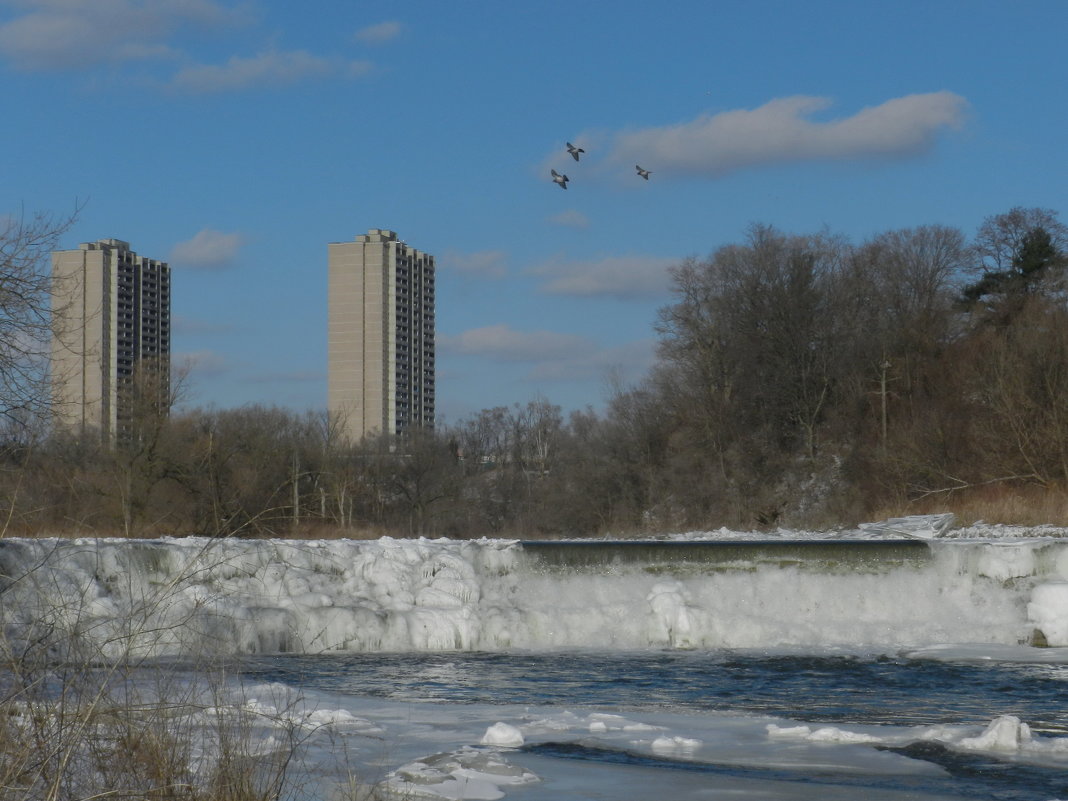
879,359 -> 891,446
292,452 -> 300,531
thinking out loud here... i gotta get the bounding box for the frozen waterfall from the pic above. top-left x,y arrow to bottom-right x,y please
2,532 -> 1068,658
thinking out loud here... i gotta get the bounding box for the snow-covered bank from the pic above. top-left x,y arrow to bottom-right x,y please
3,521 -> 1068,657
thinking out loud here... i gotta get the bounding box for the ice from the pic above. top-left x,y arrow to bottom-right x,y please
957,715 -> 1032,752
651,734 -> 702,752
765,713 -> 1068,768
976,542 -> 1038,581
766,723 -> 815,739
586,712 -> 661,732
855,513 -> 957,539
767,723 -> 880,744
921,714 -> 1068,764
4,529 -> 1068,656
646,580 -> 696,648
366,701 -> 962,799
384,747 -> 538,800
904,642 -> 1068,662
1028,582 -> 1068,646
480,723 -> 524,747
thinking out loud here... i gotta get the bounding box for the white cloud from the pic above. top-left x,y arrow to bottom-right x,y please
603,92 -> 968,178
440,324 -> 594,363
528,255 -> 675,300
0,0 -> 242,71
438,249 -> 508,278
548,209 -> 590,229
171,49 -> 372,92
354,20 -> 403,44
169,228 -> 244,269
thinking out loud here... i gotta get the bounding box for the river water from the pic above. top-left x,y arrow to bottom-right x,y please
219,646 -> 1068,800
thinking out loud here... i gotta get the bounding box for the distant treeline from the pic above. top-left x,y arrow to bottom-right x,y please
3,206 -> 1068,538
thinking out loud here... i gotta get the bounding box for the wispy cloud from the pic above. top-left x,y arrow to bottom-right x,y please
438,249 -> 508,279
244,370 -> 325,384
546,92 -> 968,182
440,324 -> 594,363
354,20 -> 403,44
170,228 -> 244,269
441,325 -> 656,386
528,255 -> 675,300
172,315 -> 235,335
548,209 -> 590,229
529,338 -> 657,382
176,349 -> 230,378
171,49 -> 372,92
0,0 -> 243,71
0,1 -> 375,92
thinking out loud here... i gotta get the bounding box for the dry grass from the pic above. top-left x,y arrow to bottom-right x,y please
0,539 -> 375,801
20,522 -> 391,541
21,482 -> 1068,542
870,483 -> 1068,528
0,660 -> 304,801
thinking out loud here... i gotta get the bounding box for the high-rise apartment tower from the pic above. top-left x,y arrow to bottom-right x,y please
51,239 -> 171,440
328,229 -> 435,442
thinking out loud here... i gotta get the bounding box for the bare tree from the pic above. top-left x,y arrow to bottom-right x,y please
841,225 -> 966,443
700,225 -> 847,460
376,429 -> 460,536
509,397 -> 562,476
456,406 -> 512,471
0,207 -> 78,426
108,359 -> 189,536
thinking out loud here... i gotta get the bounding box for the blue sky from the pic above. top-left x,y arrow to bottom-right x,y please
2,1 -> 1065,424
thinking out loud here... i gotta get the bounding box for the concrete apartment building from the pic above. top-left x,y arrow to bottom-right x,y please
51,239 -> 171,440
328,228 -> 435,442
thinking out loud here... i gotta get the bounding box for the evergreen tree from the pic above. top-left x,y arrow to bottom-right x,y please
961,225 -> 1064,307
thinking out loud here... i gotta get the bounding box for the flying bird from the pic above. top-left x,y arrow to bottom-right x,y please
566,142 -> 585,161
636,165 -> 651,180
551,168 -> 569,189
